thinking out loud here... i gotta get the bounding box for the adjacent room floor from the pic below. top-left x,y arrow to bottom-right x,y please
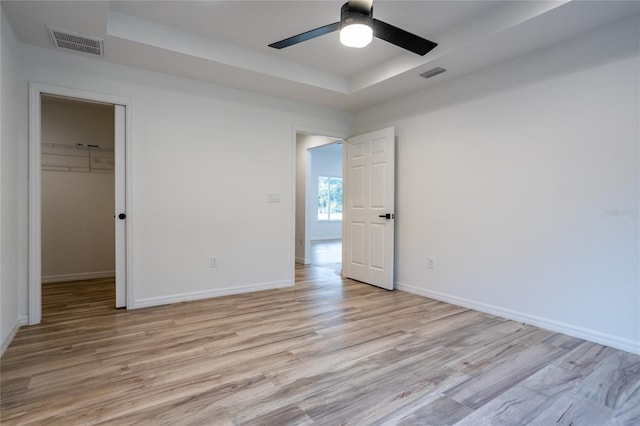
1,264 -> 639,425
310,239 -> 341,274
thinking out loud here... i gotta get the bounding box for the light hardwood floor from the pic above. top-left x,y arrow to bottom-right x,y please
310,239 -> 342,274
1,256 -> 639,425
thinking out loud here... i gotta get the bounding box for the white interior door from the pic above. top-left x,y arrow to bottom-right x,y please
343,127 -> 395,290
114,104 -> 126,308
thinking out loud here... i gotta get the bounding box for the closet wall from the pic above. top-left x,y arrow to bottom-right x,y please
41,96 -> 116,282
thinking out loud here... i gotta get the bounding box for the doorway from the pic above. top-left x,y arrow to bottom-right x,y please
28,83 -> 131,325
40,95 -> 116,288
295,132 -> 343,275
294,127 -> 396,290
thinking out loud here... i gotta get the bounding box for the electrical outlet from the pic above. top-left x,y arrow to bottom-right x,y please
210,256 -> 218,268
427,257 -> 435,270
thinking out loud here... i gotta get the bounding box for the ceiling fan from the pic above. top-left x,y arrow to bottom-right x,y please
268,0 -> 437,56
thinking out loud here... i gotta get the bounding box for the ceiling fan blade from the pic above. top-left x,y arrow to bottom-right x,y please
269,22 -> 341,49
372,19 -> 437,56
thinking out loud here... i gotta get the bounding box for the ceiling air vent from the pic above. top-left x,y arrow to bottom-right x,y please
47,26 -> 104,56
420,67 -> 446,79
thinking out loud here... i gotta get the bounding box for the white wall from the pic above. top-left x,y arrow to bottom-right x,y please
41,172 -> 115,281
355,16 -> 640,354
19,43 -> 353,311
308,145 -> 342,241
5,7 -> 636,357
42,97 -> 115,147
41,98 -> 115,282
1,10 -> 28,355
295,133 -> 342,264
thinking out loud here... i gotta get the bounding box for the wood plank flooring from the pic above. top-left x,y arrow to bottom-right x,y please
310,239 -> 341,274
2,259 -> 639,425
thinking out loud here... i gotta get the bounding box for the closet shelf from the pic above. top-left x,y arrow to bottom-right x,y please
41,142 -> 114,173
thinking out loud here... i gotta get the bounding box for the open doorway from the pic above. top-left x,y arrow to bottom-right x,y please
28,83 -> 130,325
294,127 -> 396,290
295,133 -> 343,275
40,95 -> 116,313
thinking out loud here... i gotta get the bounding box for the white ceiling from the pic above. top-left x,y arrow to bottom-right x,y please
3,1 -> 639,111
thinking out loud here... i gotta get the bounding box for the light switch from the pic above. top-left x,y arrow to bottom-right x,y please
267,193 -> 280,203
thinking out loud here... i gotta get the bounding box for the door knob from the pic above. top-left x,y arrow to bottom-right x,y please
378,213 -> 394,219
118,213 -> 126,220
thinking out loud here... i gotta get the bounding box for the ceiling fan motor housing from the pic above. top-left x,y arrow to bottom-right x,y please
340,2 -> 373,29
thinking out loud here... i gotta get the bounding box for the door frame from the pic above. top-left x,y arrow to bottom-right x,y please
28,82 -> 133,324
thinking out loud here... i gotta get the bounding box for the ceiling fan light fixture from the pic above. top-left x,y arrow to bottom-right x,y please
268,1 -> 438,56
340,23 -> 373,48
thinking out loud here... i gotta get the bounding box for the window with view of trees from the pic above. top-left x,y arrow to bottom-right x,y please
318,176 -> 342,221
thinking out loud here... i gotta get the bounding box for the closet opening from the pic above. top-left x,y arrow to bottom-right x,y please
39,95 -> 119,319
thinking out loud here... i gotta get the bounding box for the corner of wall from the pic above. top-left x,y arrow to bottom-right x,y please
0,316 -> 27,358
1,5 -> 28,357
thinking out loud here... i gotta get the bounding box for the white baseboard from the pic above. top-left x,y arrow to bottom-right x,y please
42,271 -> 115,283
1,316 -> 28,358
133,280 -> 293,309
310,237 -> 342,242
396,281 -> 640,356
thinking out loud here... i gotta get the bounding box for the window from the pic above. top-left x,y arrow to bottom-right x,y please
318,176 -> 342,221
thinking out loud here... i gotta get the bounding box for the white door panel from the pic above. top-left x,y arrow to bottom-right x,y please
369,224 -> 386,270
351,222 -> 365,266
343,127 -> 395,290
352,166 -> 366,208
370,162 -> 386,208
